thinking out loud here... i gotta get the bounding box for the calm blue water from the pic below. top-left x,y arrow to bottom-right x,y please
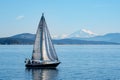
0,45 -> 120,80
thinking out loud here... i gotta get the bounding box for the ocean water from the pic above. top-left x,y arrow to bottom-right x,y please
0,45 -> 120,80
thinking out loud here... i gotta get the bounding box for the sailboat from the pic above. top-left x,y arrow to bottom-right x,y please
25,13 -> 60,68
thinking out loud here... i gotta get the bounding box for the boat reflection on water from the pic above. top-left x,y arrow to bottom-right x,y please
25,68 -> 58,80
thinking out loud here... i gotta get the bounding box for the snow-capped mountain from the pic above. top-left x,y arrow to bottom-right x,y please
66,29 -> 97,38
0,32 -> 120,44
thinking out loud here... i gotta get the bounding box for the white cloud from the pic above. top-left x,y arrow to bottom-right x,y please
60,34 -> 68,38
52,34 -> 68,39
16,15 -> 24,20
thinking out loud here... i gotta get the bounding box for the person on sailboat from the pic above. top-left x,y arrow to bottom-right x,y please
25,58 -> 31,64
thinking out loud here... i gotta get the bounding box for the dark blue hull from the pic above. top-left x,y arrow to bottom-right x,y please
25,62 -> 60,68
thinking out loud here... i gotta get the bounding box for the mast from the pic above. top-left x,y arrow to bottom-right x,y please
32,13 -> 45,61
39,13 -> 45,61
39,13 -> 44,61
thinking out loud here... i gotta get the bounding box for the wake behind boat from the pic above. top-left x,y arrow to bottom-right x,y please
25,13 -> 60,68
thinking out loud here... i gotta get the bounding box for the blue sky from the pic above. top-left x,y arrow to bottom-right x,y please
0,0 -> 120,37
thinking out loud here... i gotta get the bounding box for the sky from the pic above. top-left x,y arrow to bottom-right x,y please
0,0 -> 120,37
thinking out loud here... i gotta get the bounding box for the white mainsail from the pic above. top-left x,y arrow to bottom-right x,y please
32,14 -> 58,62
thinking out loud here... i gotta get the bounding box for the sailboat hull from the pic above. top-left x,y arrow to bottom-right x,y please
25,62 -> 60,68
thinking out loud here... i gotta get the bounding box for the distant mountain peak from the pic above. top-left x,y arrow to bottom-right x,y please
104,33 -> 120,37
66,29 -> 97,38
11,33 -> 35,40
